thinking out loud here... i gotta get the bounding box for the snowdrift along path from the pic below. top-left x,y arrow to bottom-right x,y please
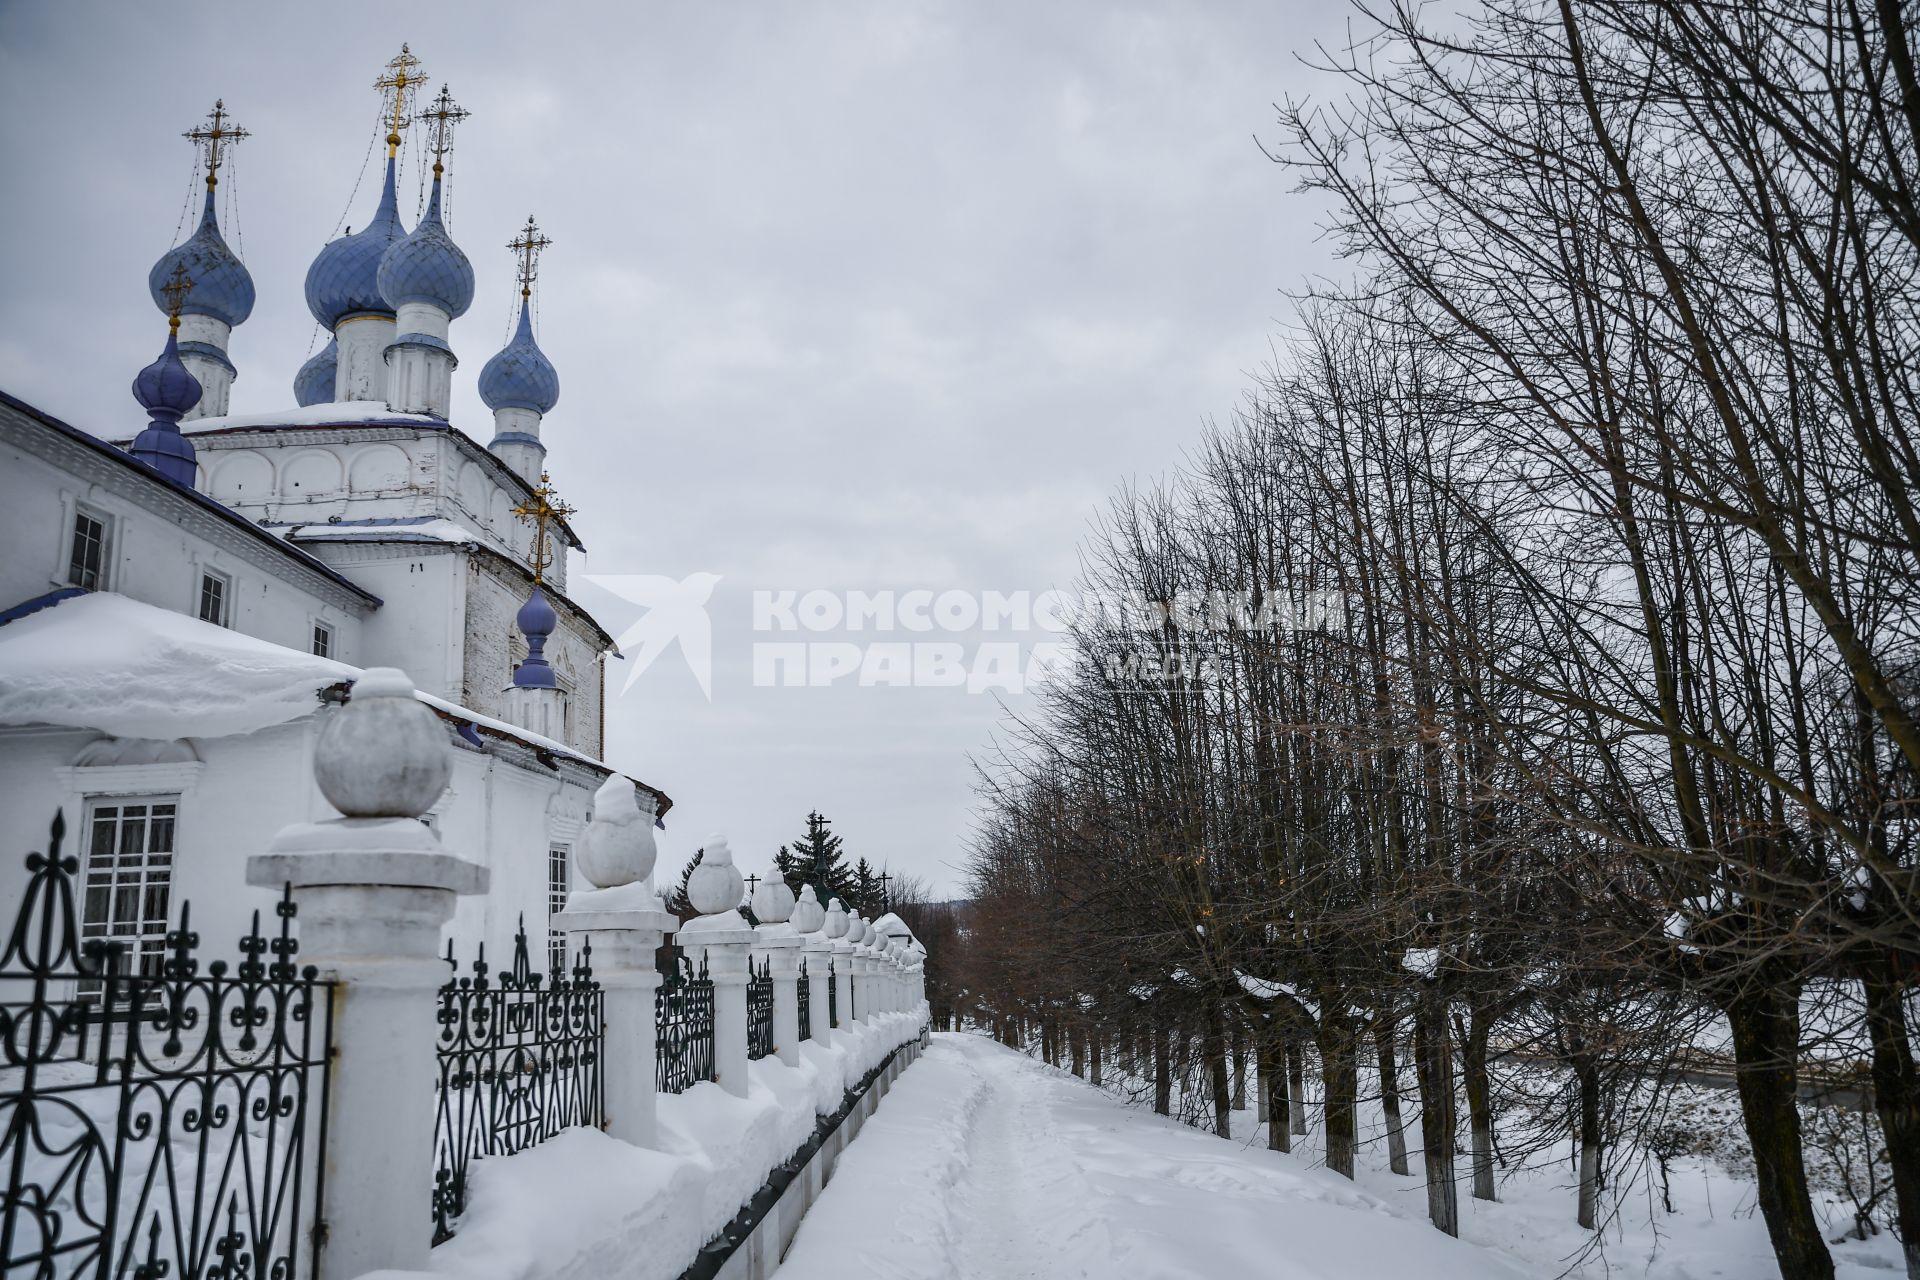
773,1033 -> 1534,1280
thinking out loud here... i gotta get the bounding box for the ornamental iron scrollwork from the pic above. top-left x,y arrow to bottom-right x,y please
796,959 -> 811,1042
746,957 -> 774,1061
653,944 -> 713,1095
431,916 -> 603,1244
0,810 -> 334,1280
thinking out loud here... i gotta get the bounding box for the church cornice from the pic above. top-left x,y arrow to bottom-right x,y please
163,418 -> 585,550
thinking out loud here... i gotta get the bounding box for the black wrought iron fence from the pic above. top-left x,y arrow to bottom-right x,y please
746,957 -> 774,1061
654,944 -> 714,1095
0,811 -> 334,1280
431,918 -> 603,1244
828,958 -> 839,1028
796,959 -> 811,1042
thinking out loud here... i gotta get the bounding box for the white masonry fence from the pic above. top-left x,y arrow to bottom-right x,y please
0,667 -> 929,1280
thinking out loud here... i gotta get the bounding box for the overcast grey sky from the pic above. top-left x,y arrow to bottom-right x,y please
0,2 -> 1350,897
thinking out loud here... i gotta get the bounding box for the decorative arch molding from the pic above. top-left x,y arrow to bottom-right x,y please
346,442 -> 413,494
209,450 -> 273,504
280,448 -> 345,500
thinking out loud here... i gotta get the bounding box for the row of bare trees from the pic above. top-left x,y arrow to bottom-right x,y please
961,3 -> 1920,1277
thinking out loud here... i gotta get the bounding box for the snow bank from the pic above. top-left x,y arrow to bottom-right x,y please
419,1009 -> 927,1280
0,591 -> 353,739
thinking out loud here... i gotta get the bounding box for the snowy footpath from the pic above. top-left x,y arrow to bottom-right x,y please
771,1033 -> 1532,1280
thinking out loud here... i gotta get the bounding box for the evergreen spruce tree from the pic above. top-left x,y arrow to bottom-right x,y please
667,847 -> 704,921
851,857 -> 880,917
774,844 -> 801,894
788,811 -> 851,904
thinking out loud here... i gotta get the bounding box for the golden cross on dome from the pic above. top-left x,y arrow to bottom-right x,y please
508,215 -> 552,300
375,45 -> 426,156
511,473 -> 575,584
417,84 -> 469,178
160,263 -> 194,334
184,100 -> 249,191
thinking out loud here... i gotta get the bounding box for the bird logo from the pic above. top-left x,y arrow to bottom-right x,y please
586,572 -> 722,700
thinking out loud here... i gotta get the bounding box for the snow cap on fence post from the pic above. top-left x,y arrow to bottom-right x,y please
680,835 -> 757,1095
552,776 -> 679,1148
248,667 -> 488,1280
791,883 -> 826,934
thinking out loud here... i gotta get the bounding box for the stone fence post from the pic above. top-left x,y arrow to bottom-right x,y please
793,886 -> 831,1039
553,775 -> 678,1148
825,897 -> 854,1026
750,863 -> 802,1067
680,835 -> 755,1096
247,668 -> 488,1280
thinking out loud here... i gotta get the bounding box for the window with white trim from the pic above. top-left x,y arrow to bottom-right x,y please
312,620 -> 334,658
198,570 -> 231,627
68,506 -> 109,590
81,796 -> 178,984
548,844 -> 570,973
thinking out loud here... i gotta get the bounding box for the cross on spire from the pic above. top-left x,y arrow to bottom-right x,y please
375,44 -> 426,157
878,871 -> 893,911
160,263 -> 193,334
509,215 -> 551,300
511,471 -> 574,585
184,100 -> 249,192
417,83 -> 469,178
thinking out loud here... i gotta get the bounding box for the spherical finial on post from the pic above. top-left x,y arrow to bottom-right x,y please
791,884 -> 826,933
575,776 -> 658,889
752,863 -> 795,925
315,668 -> 450,818
686,834 -> 744,916
823,897 -> 849,939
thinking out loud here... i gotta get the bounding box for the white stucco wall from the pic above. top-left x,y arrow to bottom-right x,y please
0,421 -> 368,662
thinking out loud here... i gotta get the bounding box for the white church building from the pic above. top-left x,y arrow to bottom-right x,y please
0,57 -> 669,977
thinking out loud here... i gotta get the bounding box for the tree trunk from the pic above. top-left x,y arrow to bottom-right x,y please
1208,1004 -> 1233,1139
1090,1027 -> 1103,1087
1232,1020 -> 1248,1111
1462,1004 -> 1496,1201
1153,1024 -> 1172,1116
1319,1011 -> 1358,1178
1727,988 -> 1834,1280
1070,1022 -> 1086,1078
1414,997 -> 1459,1236
1259,1028 -> 1289,1152
1575,1055 -> 1601,1230
1288,1042 -> 1308,1135
1377,1011 -> 1411,1176
1864,965 -> 1920,1280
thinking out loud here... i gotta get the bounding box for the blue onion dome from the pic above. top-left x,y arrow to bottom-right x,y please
294,337 -> 339,406
148,190 -> 255,328
479,303 -> 561,414
304,157 -> 409,329
377,177 -> 473,318
132,330 -> 203,422
513,586 -> 559,689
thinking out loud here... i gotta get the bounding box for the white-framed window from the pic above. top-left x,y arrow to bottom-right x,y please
311,620 -> 335,658
548,844 -> 570,973
197,570 -> 231,627
68,505 -> 111,590
80,796 -> 178,983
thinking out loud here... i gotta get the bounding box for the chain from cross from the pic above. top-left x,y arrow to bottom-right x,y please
509,215 -> 552,300
185,100 -> 250,192
510,472 -> 575,585
375,44 -> 426,155
418,84 -> 469,177
160,263 -> 194,334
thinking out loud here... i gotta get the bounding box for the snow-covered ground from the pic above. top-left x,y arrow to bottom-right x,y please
772,1033 -> 1531,1280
